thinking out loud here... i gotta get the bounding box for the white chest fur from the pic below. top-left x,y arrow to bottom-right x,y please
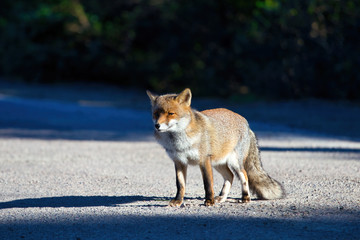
156,131 -> 200,165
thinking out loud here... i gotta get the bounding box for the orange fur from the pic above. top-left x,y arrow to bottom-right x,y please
241,169 -> 248,182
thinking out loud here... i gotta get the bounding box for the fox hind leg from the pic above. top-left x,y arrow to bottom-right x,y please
214,165 -> 234,203
228,154 -> 251,203
239,169 -> 251,203
230,166 -> 251,203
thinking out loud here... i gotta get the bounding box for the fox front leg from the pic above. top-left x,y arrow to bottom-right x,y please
169,161 -> 187,207
200,157 -> 215,206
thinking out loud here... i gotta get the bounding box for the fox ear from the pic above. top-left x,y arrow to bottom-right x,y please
146,90 -> 158,105
176,88 -> 192,106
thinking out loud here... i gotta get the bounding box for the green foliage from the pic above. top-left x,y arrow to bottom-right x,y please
0,0 -> 359,99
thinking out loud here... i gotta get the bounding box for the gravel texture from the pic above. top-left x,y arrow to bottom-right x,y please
0,83 -> 359,239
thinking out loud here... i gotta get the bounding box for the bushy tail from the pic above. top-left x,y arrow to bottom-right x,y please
244,130 -> 286,200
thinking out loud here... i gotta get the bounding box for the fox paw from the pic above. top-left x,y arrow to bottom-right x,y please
215,196 -> 226,203
169,199 -> 183,207
205,199 -> 215,206
241,195 -> 251,203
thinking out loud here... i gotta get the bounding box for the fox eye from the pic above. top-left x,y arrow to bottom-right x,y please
168,112 -> 175,116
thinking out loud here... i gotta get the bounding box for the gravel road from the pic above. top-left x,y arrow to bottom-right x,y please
0,84 -> 359,239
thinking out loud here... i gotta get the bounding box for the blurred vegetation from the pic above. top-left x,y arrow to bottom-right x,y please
0,0 -> 359,100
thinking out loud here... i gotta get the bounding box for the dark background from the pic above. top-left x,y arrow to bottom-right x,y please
1,0 -> 359,100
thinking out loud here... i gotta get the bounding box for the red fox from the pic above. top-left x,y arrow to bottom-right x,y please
147,88 -> 285,206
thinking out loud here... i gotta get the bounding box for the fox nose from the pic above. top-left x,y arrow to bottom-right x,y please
155,123 -> 160,130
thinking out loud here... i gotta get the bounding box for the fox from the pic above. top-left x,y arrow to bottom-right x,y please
146,88 -> 285,206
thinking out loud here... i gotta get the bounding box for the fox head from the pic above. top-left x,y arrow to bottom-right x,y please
146,88 -> 192,132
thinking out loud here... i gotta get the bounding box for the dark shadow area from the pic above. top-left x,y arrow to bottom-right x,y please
0,95 -> 154,141
261,147 -> 360,153
0,196 -> 270,210
1,196 -> 359,239
0,195 -> 169,209
0,211 -> 358,240
0,128 -> 154,141
1,92 -> 360,141
238,100 -> 360,141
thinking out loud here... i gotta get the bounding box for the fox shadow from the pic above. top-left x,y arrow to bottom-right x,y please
0,195 -> 268,209
0,195 -> 171,209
